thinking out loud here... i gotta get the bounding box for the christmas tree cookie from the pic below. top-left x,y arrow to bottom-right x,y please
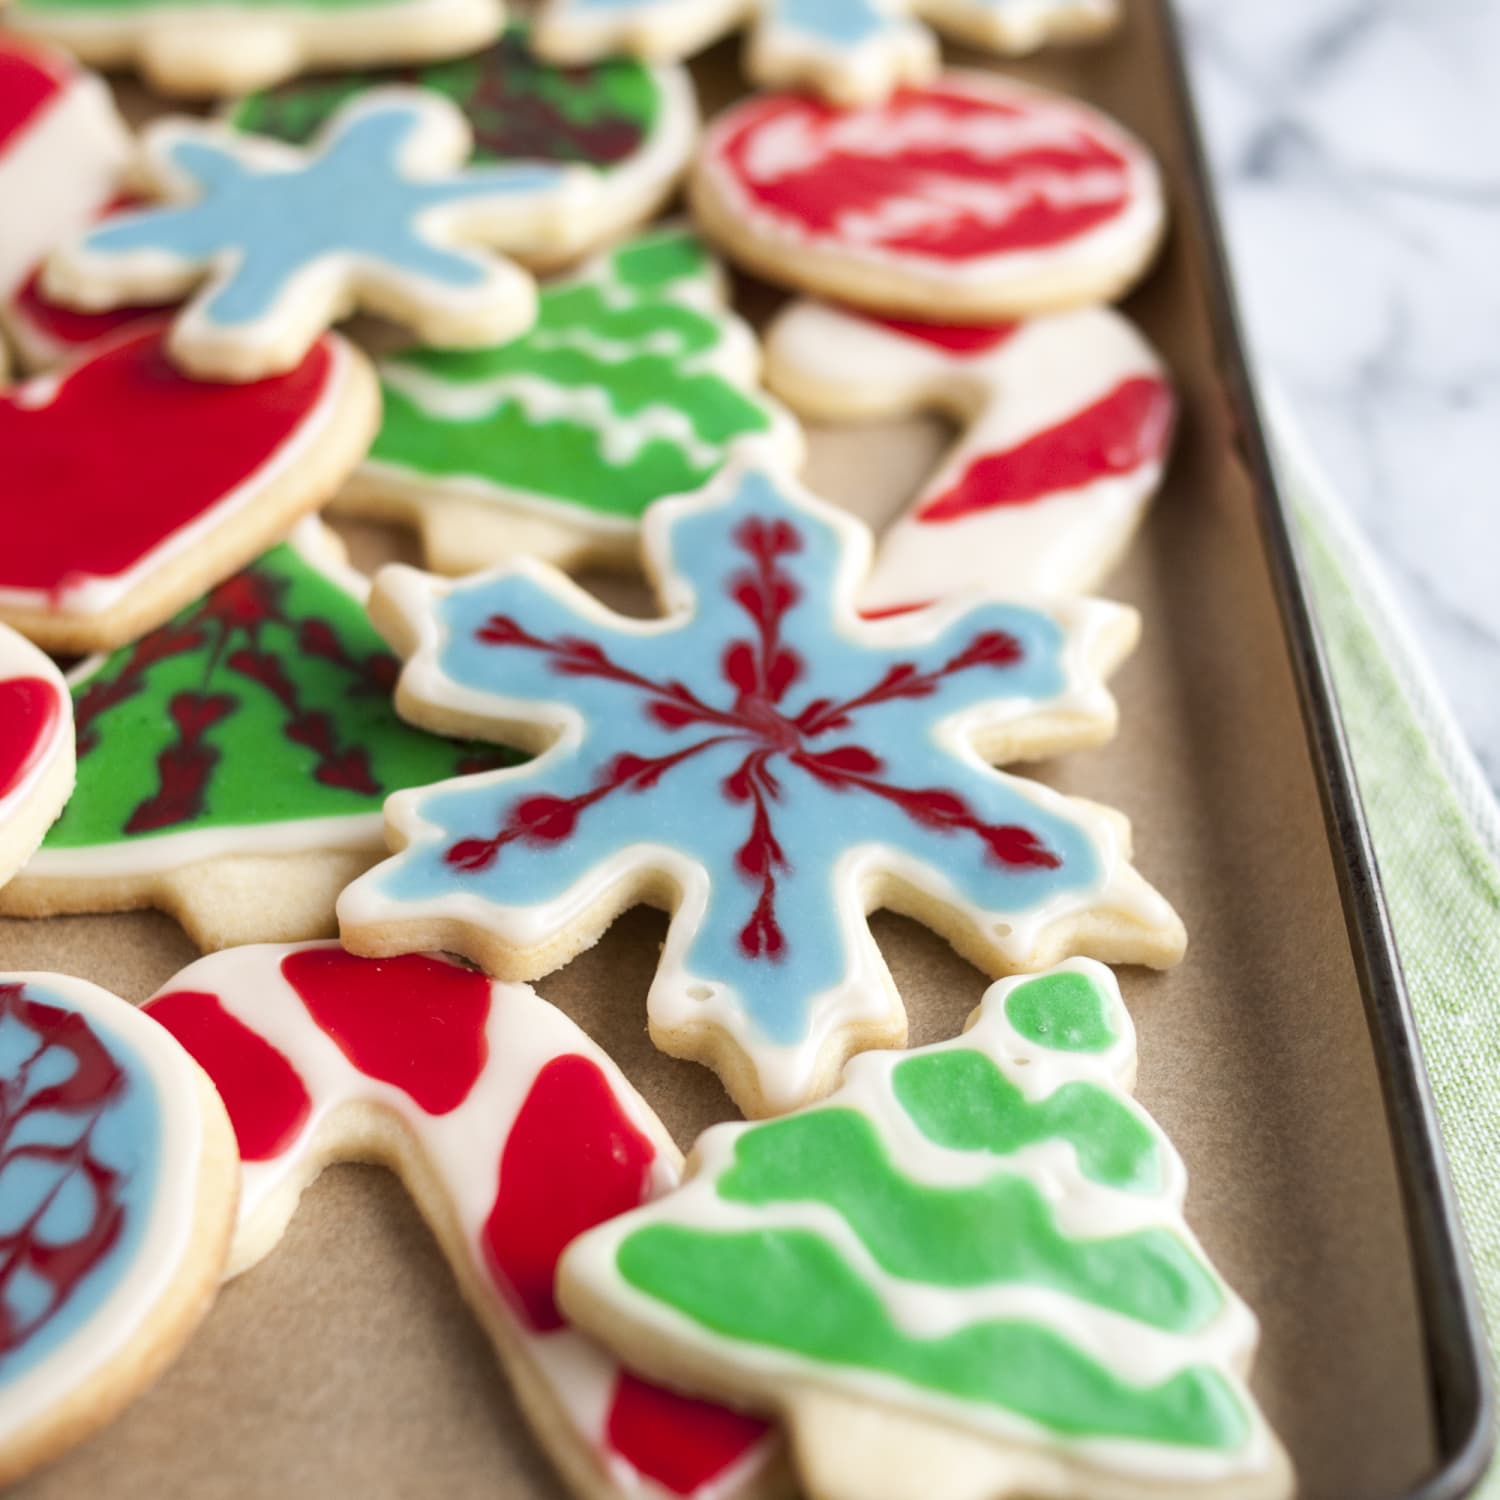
338,454 -> 1185,1116
341,224 -> 801,573
0,522 -> 515,951
561,960 -> 1293,1500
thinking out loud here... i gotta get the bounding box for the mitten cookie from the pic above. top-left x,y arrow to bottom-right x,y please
0,626 -> 74,891
0,328 -> 378,653
766,300 -> 1173,606
144,942 -> 780,1500
339,453 -> 1184,1116
343,223 -> 801,573
0,974 -> 237,1485
561,960 -> 1294,1500
0,523 -> 512,950
691,75 -> 1164,323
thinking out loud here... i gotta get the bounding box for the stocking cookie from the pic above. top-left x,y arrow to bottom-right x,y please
42,88 -> 600,381
143,942 -> 779,1500
766,300 -> 1173,606
691,75 -> 1165,323
535,0 -> 1120,105
0,974 -> 237,1486
0,523 -> 514,951
561,960 -> 1294,1500
0,626 -> 74,891
338,453 -> 1185,1116
6,0 -> 502,99
0,37 -> 129,298
343,224 -> 801,573
0,327 -> 378,654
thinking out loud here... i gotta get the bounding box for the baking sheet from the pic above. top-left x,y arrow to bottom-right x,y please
0,1 -> 1442,1495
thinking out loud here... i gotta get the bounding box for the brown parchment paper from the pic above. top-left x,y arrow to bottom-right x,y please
0,1 -> 1438,1495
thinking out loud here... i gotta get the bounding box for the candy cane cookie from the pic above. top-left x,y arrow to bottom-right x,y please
143,942 -> 780,1500
766,300 -> 1174,607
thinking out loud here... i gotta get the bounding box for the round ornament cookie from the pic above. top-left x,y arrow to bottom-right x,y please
0,327 -> 378,654
42,87 -> 601,381
5,0 -> 503,99
0,626 -> 74,892
561,960 -> 1294,1500
691,74 -> 1165,323
343,223 -> 802,573
144,942 -> 779,1500
338,452 -> 1185,1117
766,299 -> 1174,607
0,974 -> 237,1486
0,522 -> 515,952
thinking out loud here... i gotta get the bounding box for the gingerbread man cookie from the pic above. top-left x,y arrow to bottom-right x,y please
0,523 -> 513,951
0,974 -> 237,1486
561,960 -> 1293,1500
144,942 -> 779,1500
0,626 -> 74,892
338,453 -> 1184,1116
691,74 -> 1165,323
343,223 -> 801,573
766,300 -> 1174,606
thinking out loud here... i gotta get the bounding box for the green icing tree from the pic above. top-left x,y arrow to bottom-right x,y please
45,536 -> 514,850
562,962 -> 1291,1496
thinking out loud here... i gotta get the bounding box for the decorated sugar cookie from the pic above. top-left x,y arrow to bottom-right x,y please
338,454 -> 1185,1116
43,89 -> 600,381
0,523 -> 515,951
0,327 -> 378,654
0,37 -> 129,298
691,75 -> 1165,323
343,224 -> 801,573
0,973 -> 237,1486
767,300 -> 1174,607
0,626 -> 74,891
561,960 -> 1294,1500
144,942 -> 778,1500
535,0 -> 1120,105
6,0 -> 502,99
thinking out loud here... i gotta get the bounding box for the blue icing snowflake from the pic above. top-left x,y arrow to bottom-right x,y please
339,457 -> 1179,1114
63,88 -> 580,372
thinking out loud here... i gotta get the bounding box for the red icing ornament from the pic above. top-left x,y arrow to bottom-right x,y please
0,39 -> 67,153
146,990 -> 312,1161
483,1054 -> 657,1333
0,675 -> 61,801
279,948 -> 490,1117
921,374 -> 1175,519
0,330 -> 336,600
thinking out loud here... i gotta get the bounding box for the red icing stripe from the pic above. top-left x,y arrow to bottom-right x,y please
145,990 -> 312,1161
873,314 -> 1019,355
279,949 -> 490,1117
0,675 -> 60,801
0,41 -> 70,155
0,330 -> 336,598
483,1054 -> 656,1333
918,374 -> 1174,519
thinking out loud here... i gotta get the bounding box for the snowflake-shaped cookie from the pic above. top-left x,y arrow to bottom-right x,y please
339,455 -> 1184,1115
535,0 -> 1120,105
43,87 -> 595,380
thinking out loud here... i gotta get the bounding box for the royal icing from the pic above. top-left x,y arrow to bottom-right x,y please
0,626 -> 73,891
694,74 -> 1164,318
3,523 -> 511,923
338,453 -> 1184,1116
345,223 -> 801,571
0,973 -> 223,1482
766,299 -> 1174,607
535,0 -> 1119,104
0,36 -> 128,298
143,942 -> 776,1500
43,88 -> 596,381
560,960 -> 1292,1497
0,327 -> 368,646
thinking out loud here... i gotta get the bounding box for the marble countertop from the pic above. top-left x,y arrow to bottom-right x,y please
1177,0 -> 1500,790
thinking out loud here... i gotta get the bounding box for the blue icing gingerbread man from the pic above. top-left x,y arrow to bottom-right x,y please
338,454 -> 1184,1115
43,87 -> 594,381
